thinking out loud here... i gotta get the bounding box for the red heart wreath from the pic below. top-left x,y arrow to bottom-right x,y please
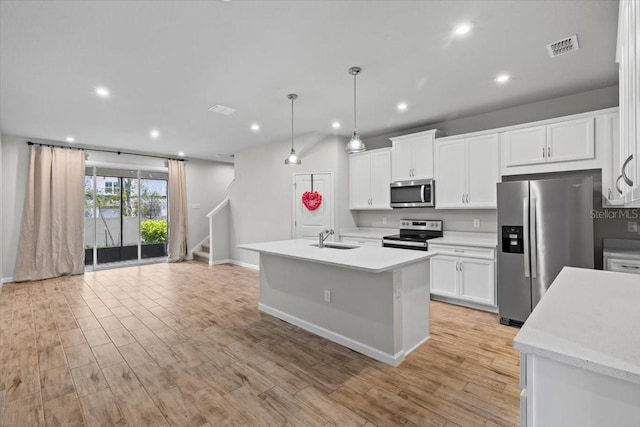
302,191 -> 323,211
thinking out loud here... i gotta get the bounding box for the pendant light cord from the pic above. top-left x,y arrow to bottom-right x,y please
291,96 -> 295,150
353,72 -> 357,131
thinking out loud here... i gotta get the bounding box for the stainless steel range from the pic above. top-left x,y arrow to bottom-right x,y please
382,219 -> 443,251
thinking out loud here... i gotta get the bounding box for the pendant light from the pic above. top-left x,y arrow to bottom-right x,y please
284,93 -> 302,165
345,66 -> 366,153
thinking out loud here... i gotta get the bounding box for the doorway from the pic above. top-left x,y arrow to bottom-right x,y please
84,167 -> 168,267
293,173 -> 333,239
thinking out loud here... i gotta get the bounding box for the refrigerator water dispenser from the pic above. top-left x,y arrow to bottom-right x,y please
501,226 -> 524,254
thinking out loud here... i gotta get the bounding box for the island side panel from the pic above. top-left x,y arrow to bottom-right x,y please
397,260 -> 430,355
258,253 -> 399,362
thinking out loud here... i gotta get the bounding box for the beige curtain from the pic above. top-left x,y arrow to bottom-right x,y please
15,146 -> 85,282
167,159 -> 188,262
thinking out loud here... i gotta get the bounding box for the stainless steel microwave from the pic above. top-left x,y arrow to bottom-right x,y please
390,179 -> 435,208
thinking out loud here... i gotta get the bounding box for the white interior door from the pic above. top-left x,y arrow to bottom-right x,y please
294,173 -> 333,240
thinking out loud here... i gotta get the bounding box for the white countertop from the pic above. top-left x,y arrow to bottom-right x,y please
514,267 -> 640,384
429,231 -> 498,248
238,239 -> 435,273
339,227 -> 396,239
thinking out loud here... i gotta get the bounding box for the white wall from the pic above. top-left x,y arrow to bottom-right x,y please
1,134 -> 233,280
230,132 -> 356,266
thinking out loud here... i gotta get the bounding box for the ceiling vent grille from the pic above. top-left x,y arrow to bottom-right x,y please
546,35 -> 580,58
208,104 -> 237,115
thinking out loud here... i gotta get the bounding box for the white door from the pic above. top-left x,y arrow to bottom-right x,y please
546,117 -> 595,163
504,125 -> 547,167
411,135 -> 434,180
392,139 -> 413,181
430,255 -> 458,297
369,149 -> 391,209
435,139 -> 467,208
467,134 -> 500,208
294,173 -> 333,240
459,258 -> 495,305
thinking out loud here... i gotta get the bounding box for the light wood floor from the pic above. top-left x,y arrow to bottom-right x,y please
0,261 -> 520,427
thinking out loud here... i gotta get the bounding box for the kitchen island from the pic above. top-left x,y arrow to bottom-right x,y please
514,267 -> 640,427
237,239 -> 435,366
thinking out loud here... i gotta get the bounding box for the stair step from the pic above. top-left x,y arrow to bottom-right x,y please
193,251 -> 209,263
201,243 -> 210,252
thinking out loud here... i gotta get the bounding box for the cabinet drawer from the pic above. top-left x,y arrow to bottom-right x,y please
341,236 -> 381,247
428,244 -> 495,259
606,258 -> 640,274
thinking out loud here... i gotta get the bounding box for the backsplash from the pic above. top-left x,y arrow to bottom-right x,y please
355,209 -> 498,233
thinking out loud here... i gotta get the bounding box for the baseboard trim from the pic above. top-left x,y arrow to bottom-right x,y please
209,258 -> 231,266
1,277 -> 14,285
404,335 -> 431,356
430,295 -> 498,313
258,302 -> 404,366
229,260 -> 259,271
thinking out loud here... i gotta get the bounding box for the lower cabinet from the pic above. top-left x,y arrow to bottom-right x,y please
429,243 -> 496,309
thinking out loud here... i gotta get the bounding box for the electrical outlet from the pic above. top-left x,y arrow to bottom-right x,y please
324,289 -> 331,303
473,219 -> 480,228
628,221 -> 638,233
382,216 -> 387,224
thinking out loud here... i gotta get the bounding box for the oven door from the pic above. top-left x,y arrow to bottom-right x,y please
390,179 -> 434,208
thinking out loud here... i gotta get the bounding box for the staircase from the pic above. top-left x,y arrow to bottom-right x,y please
193,242 -> 210,263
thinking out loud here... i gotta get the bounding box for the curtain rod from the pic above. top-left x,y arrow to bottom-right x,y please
26,141 -> 186,162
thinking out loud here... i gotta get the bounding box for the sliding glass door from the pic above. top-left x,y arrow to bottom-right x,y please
84,168 -> 168,267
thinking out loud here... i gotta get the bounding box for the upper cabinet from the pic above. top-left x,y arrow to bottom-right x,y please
435,133 -> 500,209
349,148 -> 392,210
390,130 -> 441,182
617,0 -> 640,206
503,117 -> 594,168
601,113 -> 625,207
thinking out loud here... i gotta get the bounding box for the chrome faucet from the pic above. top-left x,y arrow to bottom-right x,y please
318,229 -> 334,248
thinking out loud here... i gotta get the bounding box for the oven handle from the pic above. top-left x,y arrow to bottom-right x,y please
420,185 -> 426,203
382,240 -> 428,249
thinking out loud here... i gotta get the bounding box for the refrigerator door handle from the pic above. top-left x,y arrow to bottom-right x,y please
523,198 -> 530,278
530,197 -> 538,279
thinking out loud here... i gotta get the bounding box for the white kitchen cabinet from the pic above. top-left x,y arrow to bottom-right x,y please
617,0 -> 640,207
349,148 -> 392,210
390,129 -> 441,182
435,133 -> 499,209
430,256 -> 458,298
429,242 -> 496,309
503,118 -> 594,168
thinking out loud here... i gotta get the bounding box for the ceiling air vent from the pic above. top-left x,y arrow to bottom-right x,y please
208,104 -> 237,115
546,35 -> 580,58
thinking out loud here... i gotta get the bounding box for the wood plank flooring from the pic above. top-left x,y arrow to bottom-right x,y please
0,261 -> 520,427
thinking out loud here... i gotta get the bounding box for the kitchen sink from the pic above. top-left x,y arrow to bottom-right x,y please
309,243 -> 358,250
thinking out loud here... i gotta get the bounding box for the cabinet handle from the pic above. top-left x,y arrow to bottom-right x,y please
621,265 -> 640,270
622,155 -> 634,187
542,147 -> 546,158
454,249 -> 464,253
616,175 -> 624,195
547,146 -> 551,158
459,262 -> 463,271
608,188 -> 613,200
455,262 -> 459,271
466,194 -> 469,203
462,194 -> 465,203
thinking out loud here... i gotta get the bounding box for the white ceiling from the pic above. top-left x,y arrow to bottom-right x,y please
0,0 -> 619,162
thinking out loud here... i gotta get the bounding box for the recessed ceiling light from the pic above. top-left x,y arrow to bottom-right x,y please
178,152 -> 185,157
95,86 -> 110,98
454,22 -> 472,36
332,121 -> 341,129
495,74 -> 511,84
65,136 -> 75,143
251,123 -> 260,132
397,102 -> 408,111
150,129 -> 160,139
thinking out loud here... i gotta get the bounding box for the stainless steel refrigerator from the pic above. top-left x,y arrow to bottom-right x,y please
497,176 -> 594,326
